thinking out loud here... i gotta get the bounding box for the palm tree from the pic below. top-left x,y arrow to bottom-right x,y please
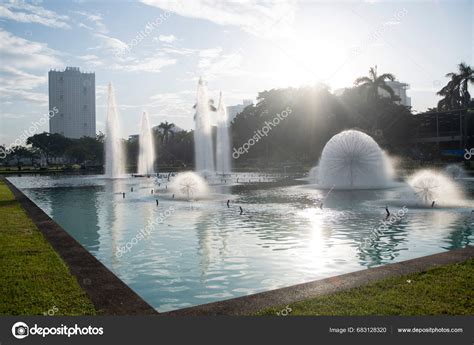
354,66 -> 399,102
437,62 -> 474,110
158,121 -> 175,143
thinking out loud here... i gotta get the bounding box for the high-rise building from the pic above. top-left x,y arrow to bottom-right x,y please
227,99 -> 253,121
49,67 -> 96,138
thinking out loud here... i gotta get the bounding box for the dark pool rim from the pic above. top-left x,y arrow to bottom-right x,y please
3,176 -> 158,316
3,177 -> 473,316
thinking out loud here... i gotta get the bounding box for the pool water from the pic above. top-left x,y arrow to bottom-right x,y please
8,174 -> 474,312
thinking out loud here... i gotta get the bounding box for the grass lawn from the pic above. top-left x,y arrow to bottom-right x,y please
257,258 -> 474,316
0,179 -> 96,315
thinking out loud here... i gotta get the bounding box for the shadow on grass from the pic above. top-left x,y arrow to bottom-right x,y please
0,200 -> 18,208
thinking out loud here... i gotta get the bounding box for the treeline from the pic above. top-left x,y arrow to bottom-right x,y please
231,85 -> 413,167
2,64 -> 472,170
0,128 -> 195,169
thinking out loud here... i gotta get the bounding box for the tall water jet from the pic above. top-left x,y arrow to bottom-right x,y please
194,77 -> 215,174
316,130 -> 393,189
138,111 -> 156,175
215,92 -> 232,175
105,83 -> 125,178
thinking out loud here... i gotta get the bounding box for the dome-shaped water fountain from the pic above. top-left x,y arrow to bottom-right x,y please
316,130 -> 393,189
407,169 -> 464,207
444,164 -> 465,179
170,171 -> 209,200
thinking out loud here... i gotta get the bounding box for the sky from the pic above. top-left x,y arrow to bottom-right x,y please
0,0 -> 472,146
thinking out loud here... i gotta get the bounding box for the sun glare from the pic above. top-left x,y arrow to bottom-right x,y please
268,35 -> 351,89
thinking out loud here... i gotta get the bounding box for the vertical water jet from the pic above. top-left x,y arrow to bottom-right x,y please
105,83 -> 125,178
194,77 -> 215,174
138,111 -> 155,175
216,92 -> 232,175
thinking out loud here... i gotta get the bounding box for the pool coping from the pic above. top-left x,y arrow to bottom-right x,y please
3,177 -> 158,316
4,177 -> 473,316
163,246 -> 474,316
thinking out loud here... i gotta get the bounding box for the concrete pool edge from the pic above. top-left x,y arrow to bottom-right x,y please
163,246 -> 474,316
3,177 -> 158,316
4,176 -> 473,316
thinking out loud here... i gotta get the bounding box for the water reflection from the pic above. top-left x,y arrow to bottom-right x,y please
8,175 -> 474,312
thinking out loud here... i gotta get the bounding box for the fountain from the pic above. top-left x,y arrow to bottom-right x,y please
445,164 -> 465,179
105,83 -> 125,178
138,111 -> 156,175
407,169 -> 464,207
194,77 -> 215,174
308,166 -> 319,183
215,92 -> 232,175
315,130 -> 393,189
169,171 -> 209,200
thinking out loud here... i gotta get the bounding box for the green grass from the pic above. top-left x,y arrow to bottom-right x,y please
257,259 -> 474,316
0,179 -> 96,315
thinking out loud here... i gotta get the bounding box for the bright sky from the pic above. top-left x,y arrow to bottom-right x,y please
0,0 -> 472,146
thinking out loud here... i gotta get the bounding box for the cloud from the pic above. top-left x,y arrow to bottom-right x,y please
73,10 -> 108,33
93,33 -> 130,55
0,1 -> 71,29
0,30 -> 61,106
199,47 -> 223,60
160,46 -> 196,56
0,112 -> 26,119
0,29 -> 62,70
148,90 -> 195,119
158,34 -> 176,43
384,21 -> 401,26
0,66 -> 47,104
113,56 -> 177,73
196,47 -> 244,80
141,0 -> 297,39
77,54 -> 104,68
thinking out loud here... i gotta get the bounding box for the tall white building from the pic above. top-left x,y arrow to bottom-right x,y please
379,81 -> 411,107
49,67 -> 96,138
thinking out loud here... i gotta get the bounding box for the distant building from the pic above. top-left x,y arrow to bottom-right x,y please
410,108 -> 474,158
379,81 -> 411,107
227,99 -> 253,121
128,134 -> 139,142
49,67 -> 96,138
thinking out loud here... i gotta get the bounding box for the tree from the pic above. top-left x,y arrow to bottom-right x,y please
354,66 -> 399,102
9,146 -> 29,166
65,137 -> 103,165
437,62 -> 474,110
26,132 -> 71,164
157,121 -> 175,144
24,147 -> 40,166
